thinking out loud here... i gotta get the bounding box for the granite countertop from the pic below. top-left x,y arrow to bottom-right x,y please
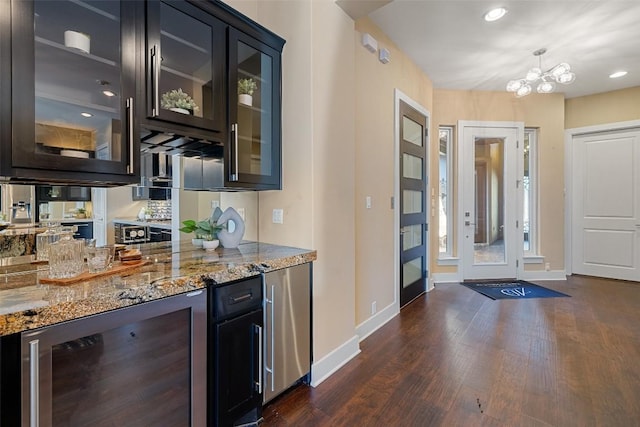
113,218 -> 173,229
0,241 -> 316,337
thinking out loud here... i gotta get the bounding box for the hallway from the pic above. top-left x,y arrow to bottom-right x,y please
263,275 -> 640,426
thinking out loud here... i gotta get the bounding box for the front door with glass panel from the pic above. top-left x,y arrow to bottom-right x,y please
461,124 -> 522,280
399,101 -> 428,307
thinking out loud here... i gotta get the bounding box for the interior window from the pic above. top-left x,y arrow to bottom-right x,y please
438,126 -> 453,257
523,128 -> 537,254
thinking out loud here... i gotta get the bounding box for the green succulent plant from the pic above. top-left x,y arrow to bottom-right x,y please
161,88 -> 200,112
238,78 -> 258,96
179,219 -> 223,241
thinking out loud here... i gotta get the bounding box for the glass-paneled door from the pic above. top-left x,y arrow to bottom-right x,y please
227,28 -> 281,189
145,0 -> 225,132
460,124 -> 522,280
10,0 -> 138,181
399,101 -> 428,307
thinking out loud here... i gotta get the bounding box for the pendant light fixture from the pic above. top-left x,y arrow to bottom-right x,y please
506,48 -> 576,97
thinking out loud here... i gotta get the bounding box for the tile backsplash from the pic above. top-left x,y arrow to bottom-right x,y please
147,200 -> 171,219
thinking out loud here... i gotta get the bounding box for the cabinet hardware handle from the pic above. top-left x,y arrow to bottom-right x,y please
255,324 -> 263,394
29,339 -> 39,427
186,290 -> 203,297
230,123 -> 239,181
126,97 -> 134,174
230,292 -> 251,304
270,284 -> 275,392
151,45 -> 160,117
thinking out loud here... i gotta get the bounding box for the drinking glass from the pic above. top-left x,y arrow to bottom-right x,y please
49,237 -> 85,279
86,247 -> 112,274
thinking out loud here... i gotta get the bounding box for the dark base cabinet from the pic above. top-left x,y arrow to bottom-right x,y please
1,290 -> 207,426
209,276 -> 263,427
61,221 -> 93,240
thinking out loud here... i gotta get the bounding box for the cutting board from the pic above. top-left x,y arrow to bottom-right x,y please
40,260 -> 151,286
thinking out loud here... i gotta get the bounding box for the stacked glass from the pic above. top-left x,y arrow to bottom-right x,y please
48,231 -> 85,279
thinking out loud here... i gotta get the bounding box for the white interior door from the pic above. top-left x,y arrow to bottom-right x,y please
460,123 -> 522,280
572,129 -> 640,281
91,188 -> 107,246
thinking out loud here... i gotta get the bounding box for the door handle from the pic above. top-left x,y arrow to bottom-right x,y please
126,97 -> 134,174
230,123 -> 239,181
29,339 -> 40,427
254,324 -> 263,394
465,221 -> 476,226
151,45 -> 160,116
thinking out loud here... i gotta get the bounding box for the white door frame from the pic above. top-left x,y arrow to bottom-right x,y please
564,119 -> 640,277
458,121 -> 524,281
394,89 -> 431,313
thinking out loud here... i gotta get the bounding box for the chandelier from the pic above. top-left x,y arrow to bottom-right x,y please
506,48 -> 576,97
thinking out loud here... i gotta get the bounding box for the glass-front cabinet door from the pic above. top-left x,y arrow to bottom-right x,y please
228,28 -> 282,189
144,0 -> 225,135
7,0 -> 138,184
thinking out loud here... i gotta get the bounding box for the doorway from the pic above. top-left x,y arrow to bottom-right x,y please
570,128 -> 640,281
398,98 -> 429,307
459,122 -> 523,280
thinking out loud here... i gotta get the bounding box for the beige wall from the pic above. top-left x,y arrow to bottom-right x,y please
226,0 -> 358,364
565,86 -> 640,129
353,18 -> 433,325
432,90 -> 566,273
219,0 -> 636,377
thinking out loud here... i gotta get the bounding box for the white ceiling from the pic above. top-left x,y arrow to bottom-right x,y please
344,0 -> 640,99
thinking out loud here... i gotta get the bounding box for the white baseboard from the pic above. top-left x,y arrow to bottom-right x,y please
520,270 -> 567,281
310,335 -> 360,387
355,301 -> 398,343
432,272 -> 462,285
433,270 -> 567,284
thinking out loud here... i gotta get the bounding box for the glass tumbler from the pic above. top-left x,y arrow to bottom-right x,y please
49,237 -> 85,279
86,247 -> 112,273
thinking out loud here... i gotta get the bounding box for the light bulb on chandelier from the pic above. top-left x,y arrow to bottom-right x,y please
506,48 -> 575,97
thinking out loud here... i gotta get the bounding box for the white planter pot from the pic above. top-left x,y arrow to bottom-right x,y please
202,239 -> 220,251
238,94 -> 253,107
191,238 -> 203,247
169,107 -> 190,115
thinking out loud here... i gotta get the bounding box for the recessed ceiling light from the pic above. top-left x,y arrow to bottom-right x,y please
609,71 -> 628,79
102,90 -> 116,97
484,7 -> 507,22
80,112 -> 93,117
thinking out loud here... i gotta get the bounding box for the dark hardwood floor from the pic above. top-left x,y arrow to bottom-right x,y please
262,275 -> 640,426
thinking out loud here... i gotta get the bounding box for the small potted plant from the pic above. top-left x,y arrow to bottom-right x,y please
238,78 -> 258,107
75,208 -> 87,219
161,88 -> 200,115
179,218 -> 222,248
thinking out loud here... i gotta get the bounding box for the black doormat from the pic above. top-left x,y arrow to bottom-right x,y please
461,280 -> 570,300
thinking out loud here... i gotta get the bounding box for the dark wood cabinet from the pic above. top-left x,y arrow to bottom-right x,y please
0,0 -> 140,185
227,28 -> 283,189
140,0 -> 285,191
141,0 -> 226,137
61,221 -> 93,240
37,186 -> 91,202
149,226 -> 171,242
2,0 -> 285,190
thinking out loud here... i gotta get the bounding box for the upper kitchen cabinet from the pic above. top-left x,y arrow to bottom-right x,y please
1,0 -> 140,185
142,0 -> 225,138
141,1 -> 285,190
227,28 -> 282,189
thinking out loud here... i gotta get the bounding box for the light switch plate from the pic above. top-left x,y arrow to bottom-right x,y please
272,209 -> 283,224
365,196 -> 372,209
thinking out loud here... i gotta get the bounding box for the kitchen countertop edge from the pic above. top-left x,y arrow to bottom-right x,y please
0,242 -> 317,337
